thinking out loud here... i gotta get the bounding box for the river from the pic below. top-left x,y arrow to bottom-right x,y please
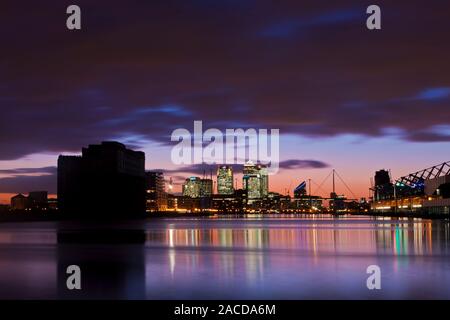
0,214 -> 449,299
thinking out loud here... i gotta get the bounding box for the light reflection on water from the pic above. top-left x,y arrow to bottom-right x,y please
147,216 -> 442,256
0,215 -> 450,299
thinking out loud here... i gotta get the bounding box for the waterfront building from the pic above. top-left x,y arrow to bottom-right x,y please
145,171 -> 168,212
28,191 -> 48,210
373,169 -> 394,201
58,141 -> 146,217
10,191 -> 50,211
371,161 -> 450,215
212,189 -> 247,213
0,204 -> 9,213
293,196 -> 323,211
329,192 -> 346,212
10,194 -> 29,210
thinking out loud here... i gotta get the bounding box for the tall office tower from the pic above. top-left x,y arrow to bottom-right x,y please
242,161 -> 269,199
243,160 -> 259,175
243,174 -> 261,199
200,179 -> 213,197
259,165 -> 269,197
182,177 -> 202,198
145,171 -> 168,212
217,166 -> 234,195
57,141 -> 146,217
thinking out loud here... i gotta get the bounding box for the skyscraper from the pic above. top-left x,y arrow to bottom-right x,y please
182,177 -> 201,198
259,165 -> 269,197
217,166 -> 234,195
200,179 -> 213,197
242,161 -> 269,199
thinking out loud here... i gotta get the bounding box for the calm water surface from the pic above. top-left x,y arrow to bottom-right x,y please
0,215 -> 450,299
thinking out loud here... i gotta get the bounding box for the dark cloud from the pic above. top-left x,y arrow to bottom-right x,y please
278,159 -> 329,169
0,174 -> 56,194
0,166 -> 56,175
1,1 -> 450,160
154,164 -> 243,176
154,159 -> 329,176
0,166 -> 57,194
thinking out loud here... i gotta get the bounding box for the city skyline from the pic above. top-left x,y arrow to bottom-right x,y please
2,136 -> 450,204
1,1 -> 450,203
2,1 -> 450,304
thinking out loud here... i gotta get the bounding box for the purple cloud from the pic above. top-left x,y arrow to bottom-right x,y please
1,1 -> 450,161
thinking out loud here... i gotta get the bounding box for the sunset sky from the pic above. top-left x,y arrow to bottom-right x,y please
1,0 -> 450,204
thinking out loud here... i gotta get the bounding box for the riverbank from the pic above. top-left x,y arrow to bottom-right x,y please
0,210 -> 448,224
0,211 -> 215,223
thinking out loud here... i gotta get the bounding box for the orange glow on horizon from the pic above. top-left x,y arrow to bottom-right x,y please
0,193 -> 57,205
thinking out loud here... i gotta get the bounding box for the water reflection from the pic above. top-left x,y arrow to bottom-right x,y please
145,218 -> 449,256
0,216 -> 449,299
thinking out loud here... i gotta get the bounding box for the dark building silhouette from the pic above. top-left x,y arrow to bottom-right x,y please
28,191 -> 48,210
10,191 -> 48,211
373,169 -> 394,201
375,170 -> 391,186
10,194 -> 29,210
58,141 -> 146,218
58,155 -> 83,214
293,181 -> 307,198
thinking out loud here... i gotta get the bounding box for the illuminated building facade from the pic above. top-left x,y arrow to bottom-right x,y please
212,189 -> 247,213
293,196 -> 323,211
200,179 -> 213,197
217,166 -> 234,195
182,177 -> 201,198
145,171 -> 168,212
182,177 -> 212,198
371,161 -> 450,215
242,161 -> 269,199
